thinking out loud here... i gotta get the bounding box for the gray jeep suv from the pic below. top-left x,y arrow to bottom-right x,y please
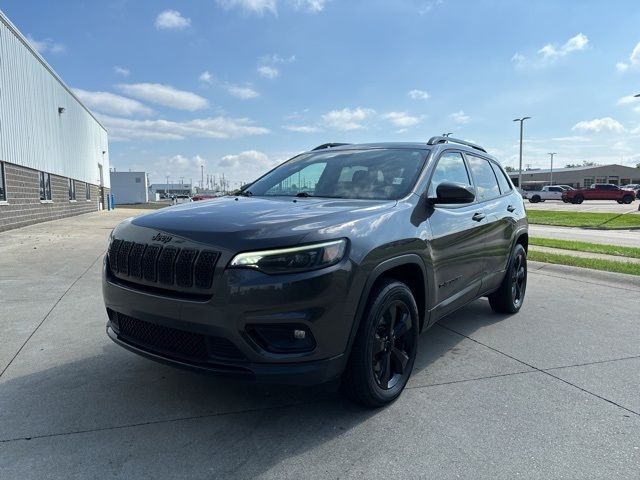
103,137 -> 528,407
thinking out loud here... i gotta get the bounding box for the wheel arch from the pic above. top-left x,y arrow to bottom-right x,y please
345,255 -> 429,360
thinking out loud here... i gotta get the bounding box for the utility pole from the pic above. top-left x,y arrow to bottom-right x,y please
165,175 -> 169,195
513,117 -> 532,190
548,153 -> 556,185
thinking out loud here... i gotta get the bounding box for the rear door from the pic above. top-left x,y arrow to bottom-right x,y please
465,154 -> 515,290
548,186 -> 563,200
427,151 -> 488,321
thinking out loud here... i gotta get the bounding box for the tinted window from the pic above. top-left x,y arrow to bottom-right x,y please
467,155 -> 500,201
0,162 -> 6,201
68,179 -> 76,200
39,172 -> 52,201
549,187 -> 562,192
248,149 -> 427,200
428,152 -> 470,197
490,162 -> 512,194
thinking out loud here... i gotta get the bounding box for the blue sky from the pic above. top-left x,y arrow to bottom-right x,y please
3,0 -> 640,186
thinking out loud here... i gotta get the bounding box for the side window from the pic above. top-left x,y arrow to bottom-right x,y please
467,155 -> 501,202
0,162 -> 6,201
490,162 -> 512,194
428,152 -> 471,197
86,182 -> 91,200
39,172 -> 52,201
68,179 -> 76,200
265,162 -> 327,196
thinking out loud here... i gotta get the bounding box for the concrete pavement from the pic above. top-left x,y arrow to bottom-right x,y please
525,199 -> 640,213
1,211 -> 639,479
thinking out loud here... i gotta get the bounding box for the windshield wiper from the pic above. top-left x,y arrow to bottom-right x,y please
236,190 -> 253,197
295,192 -> 312,197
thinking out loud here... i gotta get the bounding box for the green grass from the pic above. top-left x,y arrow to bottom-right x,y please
530,237 -> 640,259
528,251 -> 640,276
527,210 -> 640,229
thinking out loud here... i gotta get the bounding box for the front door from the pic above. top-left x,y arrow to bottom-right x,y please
427,151 -> 488,322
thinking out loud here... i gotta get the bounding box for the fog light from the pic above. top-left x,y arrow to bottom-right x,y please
246,324 -> 316,353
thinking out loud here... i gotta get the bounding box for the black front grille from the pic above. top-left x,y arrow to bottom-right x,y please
108,238 -> 218,294
112,312 -> 245,362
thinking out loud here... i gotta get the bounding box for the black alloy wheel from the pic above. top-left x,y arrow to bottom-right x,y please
488,243 -> 527,314
342,279 -> 419,407
371,300 -> 415,390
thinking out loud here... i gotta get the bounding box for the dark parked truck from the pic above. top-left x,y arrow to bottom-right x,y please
562,183 -> 635,204
103,137 -> 529,407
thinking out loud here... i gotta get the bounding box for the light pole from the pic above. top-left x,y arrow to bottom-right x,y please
548,153 -> 556,185
513,117 -> 531,190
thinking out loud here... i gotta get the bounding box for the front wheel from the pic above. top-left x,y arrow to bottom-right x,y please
622,195 -> 633,204
573,195 -> 584,204
342,279 -> 419,407
488,244 -> 527,314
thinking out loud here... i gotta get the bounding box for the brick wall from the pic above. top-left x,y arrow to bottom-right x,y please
0,162 -> 101,232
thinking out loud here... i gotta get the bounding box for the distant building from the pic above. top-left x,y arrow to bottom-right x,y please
509,164 -> 640,189
110,171 -> 148,204
0,10 -> 110,232
149,183 -> 194,197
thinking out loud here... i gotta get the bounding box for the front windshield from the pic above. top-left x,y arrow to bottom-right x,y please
245,148 -> 428,200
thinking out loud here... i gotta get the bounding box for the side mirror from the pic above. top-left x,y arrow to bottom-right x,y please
429,182 -> 475,205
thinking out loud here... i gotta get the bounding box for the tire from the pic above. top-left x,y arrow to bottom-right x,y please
488,243 -> 527,314
529,195 -> 540,203
617,200 -> 623,204
342,279 -> 419,408
573,195 -> 584,204
622,195 -> 633,204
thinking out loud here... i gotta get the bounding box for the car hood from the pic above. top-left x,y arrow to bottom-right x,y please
128,196 -> 397,249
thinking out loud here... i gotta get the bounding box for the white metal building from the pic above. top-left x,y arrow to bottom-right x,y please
0,10 -> 110,232
110,171 -> 149,204
509,164 -> 640,189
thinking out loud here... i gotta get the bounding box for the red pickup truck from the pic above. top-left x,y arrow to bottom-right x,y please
562,183 -> 636,204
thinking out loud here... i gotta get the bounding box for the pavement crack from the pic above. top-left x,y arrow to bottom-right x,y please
437,324 -> 640,417
0,398 -> 332,444
543,355 -> 640,372
405,369 -> 535,390
0,254 -> 103,379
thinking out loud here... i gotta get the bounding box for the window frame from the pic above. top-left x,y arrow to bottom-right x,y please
0,161 -> 7,202
68,178 -> 76,201
85,182 -> 91,201
464,153 -> 504,203
488,160 -> 514,195
425,149 -> 476,208
39,171 -> 52,201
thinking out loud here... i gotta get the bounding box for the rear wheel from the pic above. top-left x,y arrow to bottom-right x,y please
617,200 -> 623,204
488,244 -> 527,314
622,195 -> 633,204
529,195 -> 540,203
573,195 -> 584,204
342,279 -> 419,407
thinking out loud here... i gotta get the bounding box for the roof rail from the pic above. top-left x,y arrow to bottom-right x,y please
312,143 -> 351,151
427,136 -> 486,153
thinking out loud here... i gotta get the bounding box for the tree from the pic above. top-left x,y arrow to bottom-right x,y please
636,162 -> 640,169
565,161 -> 597,168
504,166 -> 516,172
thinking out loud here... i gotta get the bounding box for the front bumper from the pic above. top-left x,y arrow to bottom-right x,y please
103,248 -> 361,385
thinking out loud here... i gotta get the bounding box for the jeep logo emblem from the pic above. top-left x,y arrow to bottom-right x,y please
151,233 -> 172,243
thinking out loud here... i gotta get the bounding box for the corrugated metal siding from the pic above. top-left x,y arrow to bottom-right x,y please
0,11 -> 110,188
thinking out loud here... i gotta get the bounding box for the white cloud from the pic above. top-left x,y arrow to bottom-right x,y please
538,33 -> 588,60
26,35 -> 65,54
114,66 -> 130,77
382,112 -> 422,128
72,89 -> 154,117
321,107 -> 375,130
199,71 -> 214,83
219,150 -> 272,168
257,65 -> 280,79
572,117 -> 624,134
408,89 -> 430,101
449,110 -> 471,124
616,42 -> 640,72
551,136 -> 591,143
282,125 -> 320,133
511,52 -> 525,64
100,115 -> 269,142
155,10 -> 191,30
616,62 -> 629,73
292,0 -> 328,12
216,0 -> 277,14
117,83 -> 209,111
225,84 -> 260,99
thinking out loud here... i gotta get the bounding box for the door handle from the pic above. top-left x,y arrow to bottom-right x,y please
472,212 -> 486,222
507,205 -> 516,212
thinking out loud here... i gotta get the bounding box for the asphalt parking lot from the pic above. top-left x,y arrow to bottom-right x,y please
1,211 -> 640,479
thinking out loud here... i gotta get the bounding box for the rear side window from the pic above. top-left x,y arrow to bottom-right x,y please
490,162 -> 512,194
467,155 -> 500,202
428,152 -> 470,197
0,162 -> 6,201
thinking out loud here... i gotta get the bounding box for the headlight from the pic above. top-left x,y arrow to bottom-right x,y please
229,239 -> 347,274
